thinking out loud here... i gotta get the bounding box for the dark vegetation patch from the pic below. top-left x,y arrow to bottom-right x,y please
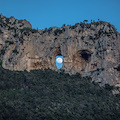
12,49 -> 19,54
0,59 -> 2,66
0,30 -> 3,34
54,29 -> 63,35
42,27 -> 53,34
5,41 -> 14,45
20,27 -> 38,35
0,47 -> 7,55
0,67 -> 120,120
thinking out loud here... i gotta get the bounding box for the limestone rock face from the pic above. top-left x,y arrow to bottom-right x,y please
0,14 -> 120,86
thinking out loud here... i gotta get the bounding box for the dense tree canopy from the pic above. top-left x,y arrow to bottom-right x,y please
0,67 -> 120,120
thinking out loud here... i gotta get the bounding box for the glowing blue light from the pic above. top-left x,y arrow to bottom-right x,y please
55,55 -> 63,69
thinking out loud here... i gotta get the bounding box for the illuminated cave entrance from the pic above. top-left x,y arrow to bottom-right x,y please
56,55 -> 63,69
55,46 -> 63,69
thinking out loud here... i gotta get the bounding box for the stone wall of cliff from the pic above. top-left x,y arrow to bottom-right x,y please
0,14 -> 120,86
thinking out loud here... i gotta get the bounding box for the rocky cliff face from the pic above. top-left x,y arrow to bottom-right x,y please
0,14 -> 120,86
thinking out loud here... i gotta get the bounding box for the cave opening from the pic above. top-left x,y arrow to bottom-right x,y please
73,49 -> 92,71
81,52 -> 90,61
55,55 -> 63,69
79,50 -> 92,62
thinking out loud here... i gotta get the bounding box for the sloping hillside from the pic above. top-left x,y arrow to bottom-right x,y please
0,67 -> 120,120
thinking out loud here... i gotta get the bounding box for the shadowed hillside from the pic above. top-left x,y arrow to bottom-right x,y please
0,67 -> 120,120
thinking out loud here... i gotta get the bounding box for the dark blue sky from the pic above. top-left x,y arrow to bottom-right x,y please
0,0 -> 120,32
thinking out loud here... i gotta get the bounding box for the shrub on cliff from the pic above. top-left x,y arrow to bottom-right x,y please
0,30 -> 3,34
114,64 -> 120,71
20,27 -> 38,35
54,29 -> 63,35
0,60 -> 2,66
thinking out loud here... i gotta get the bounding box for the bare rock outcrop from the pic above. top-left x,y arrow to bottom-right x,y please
0,14 -> 120,86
